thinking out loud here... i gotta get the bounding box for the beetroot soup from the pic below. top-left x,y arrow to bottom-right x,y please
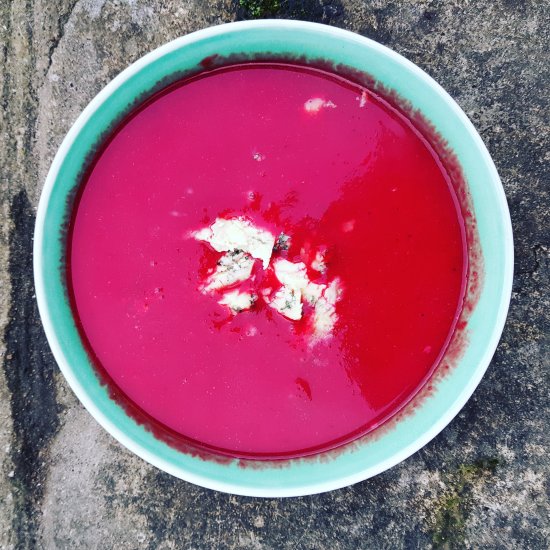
68,63 -> 467,459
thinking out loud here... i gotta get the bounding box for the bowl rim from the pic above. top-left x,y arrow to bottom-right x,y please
34,19 -> 514,497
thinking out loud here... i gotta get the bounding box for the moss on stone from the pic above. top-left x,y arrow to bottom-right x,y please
236,0 -> 343,23
238,0 -> 282,19
431,459 -> 499,549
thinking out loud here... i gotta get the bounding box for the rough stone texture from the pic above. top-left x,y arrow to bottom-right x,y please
0,1 -> 548,548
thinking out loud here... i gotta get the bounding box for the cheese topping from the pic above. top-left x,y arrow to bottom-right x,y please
194,217 -> 275,268
311,250 -> 327,273
218,290 -> 256,314
303,281 -> 325,306
273,259 -> 309,289
270,258 -> 325,305
268,257 -> 342,337
193,217 -> 342,339
267,286 -> 303,321
304,98 -> 337,113
203,251 -> 254,293
311,278 -> 342,339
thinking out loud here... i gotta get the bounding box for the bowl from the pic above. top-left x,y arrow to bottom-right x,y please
34,20 -> 513,497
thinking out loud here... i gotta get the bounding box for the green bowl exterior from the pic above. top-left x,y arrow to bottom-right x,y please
34,20 -> 513,497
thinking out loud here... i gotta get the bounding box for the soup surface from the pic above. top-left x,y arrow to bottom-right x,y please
68,63 -> 467,458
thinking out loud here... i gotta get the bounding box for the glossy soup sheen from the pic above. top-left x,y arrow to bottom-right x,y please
68,63 -> 467,459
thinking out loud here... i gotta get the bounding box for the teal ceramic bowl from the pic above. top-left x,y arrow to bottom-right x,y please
34,20 -> 513,496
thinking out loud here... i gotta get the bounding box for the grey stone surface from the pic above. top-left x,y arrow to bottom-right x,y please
0,0 -> 548,548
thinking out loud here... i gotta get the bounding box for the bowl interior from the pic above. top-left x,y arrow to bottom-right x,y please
34,20 -> 513,497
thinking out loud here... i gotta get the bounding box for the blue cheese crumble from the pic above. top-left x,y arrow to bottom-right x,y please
194,216 -> 275,269
202,250 -> 254,293
268,258 -> 342,337
193,217 -> 342,338
218,290 -> 257,314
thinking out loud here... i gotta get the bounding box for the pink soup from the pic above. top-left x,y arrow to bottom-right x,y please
68,63 -> 467,459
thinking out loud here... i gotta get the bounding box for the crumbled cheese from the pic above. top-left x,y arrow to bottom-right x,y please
273,259 -> 309,289
194,217 -> 275,268
303,281 -> 325,305
268,259 -> 308,319
311,278 -> 342,338
193,217 -> 343,339
263,258 -> 341,332
268,286 -> 302,321
274,232 -> 291,251
193,227 -> 212,241
246,325 -> 258,337
266,257 -> 343,335
311,250 -> 327,273
304,98 -> 337,113
203,251 -> 254,292
272,258 -> 324,304
219,290 -> 256,314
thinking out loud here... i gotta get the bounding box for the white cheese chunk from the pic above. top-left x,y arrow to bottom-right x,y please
311,250 -> 327,273
304,98 -> 337,113
274,232 -> 291,251
270,258 -> 328,318
193,227 -> 212,241
203,251 -> 254,293
194,217 -> 275,269
311,278 -> 342,338
194,217 -> 343,338
270,259 -> 309,319
273,259 -> 309,289
219,290 -> 256,314
303,281 -> 326,305
268,286 -> 303,321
